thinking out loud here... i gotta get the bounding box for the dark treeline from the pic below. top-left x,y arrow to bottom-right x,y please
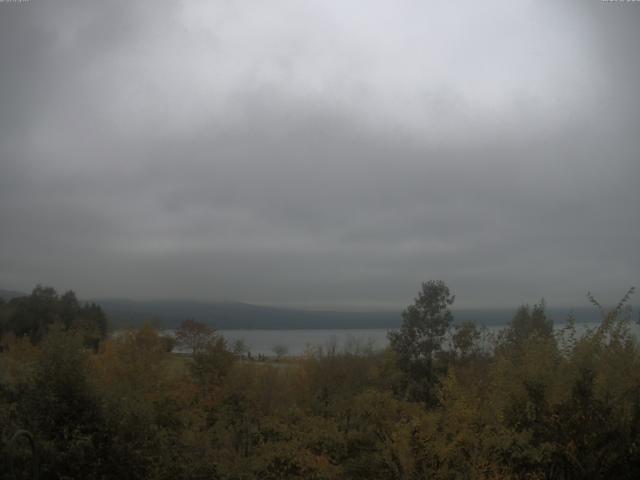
1,282 -> 639,479
0,285 -> 107,347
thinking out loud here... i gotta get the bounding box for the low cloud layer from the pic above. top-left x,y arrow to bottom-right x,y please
1,0 -> 638,308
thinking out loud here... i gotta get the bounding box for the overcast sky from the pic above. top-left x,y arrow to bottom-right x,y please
0,0 -> 638,309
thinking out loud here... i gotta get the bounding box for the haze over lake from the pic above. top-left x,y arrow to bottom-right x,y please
191,322 -> 640,357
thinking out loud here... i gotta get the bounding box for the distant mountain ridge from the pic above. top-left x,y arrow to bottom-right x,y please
1,288 -> 629,329
0,289 -> 27,300
97,298 -> 615,330
97,299 -> 401,329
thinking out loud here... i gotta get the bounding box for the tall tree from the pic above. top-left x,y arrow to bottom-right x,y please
3,286 -> 108,345
174,319 -> 215,354
504,301 -> 553,348
388,280 -> 455,403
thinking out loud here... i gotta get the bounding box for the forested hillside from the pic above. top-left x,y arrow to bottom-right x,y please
1,289 -> 612,330
96,299 -> 610,330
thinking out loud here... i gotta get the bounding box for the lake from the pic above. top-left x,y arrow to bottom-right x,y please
217,328 -> 390,356
214,321 -> 640,357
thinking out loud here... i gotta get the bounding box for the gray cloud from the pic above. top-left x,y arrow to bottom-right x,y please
0,0 -> 638,309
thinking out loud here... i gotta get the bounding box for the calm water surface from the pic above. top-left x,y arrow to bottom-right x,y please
218,329 -> 389,356
216,321 -> 640,357
151,322 -> 640,357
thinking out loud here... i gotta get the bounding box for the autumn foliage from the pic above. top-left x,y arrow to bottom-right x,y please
1,284 -> 639,479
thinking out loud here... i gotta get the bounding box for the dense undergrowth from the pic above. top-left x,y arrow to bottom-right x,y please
1,284 -> 639,479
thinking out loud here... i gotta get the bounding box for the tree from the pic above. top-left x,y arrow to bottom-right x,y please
174,319 -> 215,354
7,285 -> 59,342
587,286 -> 635,321
388,280 -> 455,403
272,344 -> 288,360
232,338 -> 249,357
503,300 -> 553,348
77,302 -> 108,340
451,321 -> 482,362
4,286 -> 108,345
19,325 -> 105,479
190,336 -> 235,395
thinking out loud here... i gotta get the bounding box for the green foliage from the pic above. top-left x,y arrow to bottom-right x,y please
0,285 -> 107,346
191,335 -> 235,394
451,321 -> 485,362
301,342 -> 385,416
1,282 -> 639,479
15,325 -> 105,479
388,280 -> 455,403
502,300 -> 553,350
